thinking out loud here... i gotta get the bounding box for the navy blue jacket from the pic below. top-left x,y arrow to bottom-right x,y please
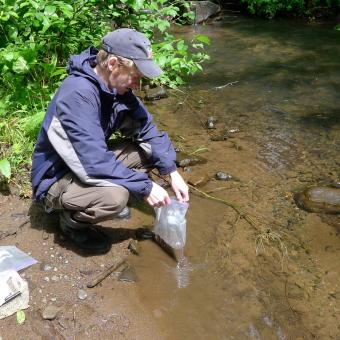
31,47 -> 176,201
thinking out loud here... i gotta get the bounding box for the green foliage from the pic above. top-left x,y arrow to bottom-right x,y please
0,158 -> 11,180
240,0 -> 340,18
0,0 -> 209,188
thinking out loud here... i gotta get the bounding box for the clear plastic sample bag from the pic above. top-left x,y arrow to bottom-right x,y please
153,198 -> 189,260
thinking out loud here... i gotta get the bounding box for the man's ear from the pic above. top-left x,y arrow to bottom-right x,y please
107,56 -> 118,71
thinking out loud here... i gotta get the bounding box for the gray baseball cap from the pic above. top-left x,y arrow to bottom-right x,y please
102,28 -> 163,79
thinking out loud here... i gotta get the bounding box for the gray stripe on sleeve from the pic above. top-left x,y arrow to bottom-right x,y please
47,116 -> 122,188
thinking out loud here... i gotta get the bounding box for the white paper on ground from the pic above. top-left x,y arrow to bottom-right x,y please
0,246 -> 37,272
0,270 -> 29,319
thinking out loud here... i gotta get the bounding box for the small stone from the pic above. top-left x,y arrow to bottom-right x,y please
53,267 -> 58,272
50,254 -> 54,258
128,240 -> 140,255
41,263 -> 52,272
42,298 -> 47,304
44,277 -> 50,282
50,297 -> 57,302
215,171 -> 233,181
42,305 -> 62,320
206,116 -> 217,129
187,172 -> 210,187
77,289 -> 88,300
65,260 -> 69,264
51,275 -> 59,282
145,86 -> 167,101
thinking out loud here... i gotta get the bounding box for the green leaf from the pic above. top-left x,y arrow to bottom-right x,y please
195,35 -> 211,45
0,158 -> 11,179
12,56 -> 29,74
16,310 -> 25,325
44,5 -> 56,16
335,23 -> 340,31
4,52 -> 14,62
51,68 -> 66,77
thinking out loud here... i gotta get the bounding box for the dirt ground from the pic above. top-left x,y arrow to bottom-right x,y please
0,90 -> 339,339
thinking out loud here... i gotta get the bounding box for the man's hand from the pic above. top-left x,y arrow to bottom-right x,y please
145,182 -> 171,208
170,170 -> 189,203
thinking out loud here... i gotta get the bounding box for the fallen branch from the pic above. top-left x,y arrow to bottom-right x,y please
87,258 -> 126,288
213,81 -> 239,90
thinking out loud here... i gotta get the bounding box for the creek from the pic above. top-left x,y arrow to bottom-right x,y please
128,15 -> 340,340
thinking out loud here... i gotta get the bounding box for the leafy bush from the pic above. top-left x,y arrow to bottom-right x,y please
240,0 -> 340,18
0,0 -> 209,191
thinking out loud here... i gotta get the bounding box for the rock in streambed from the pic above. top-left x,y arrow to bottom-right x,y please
294,186 -> 340,214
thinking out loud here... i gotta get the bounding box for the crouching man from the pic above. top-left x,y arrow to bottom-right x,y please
31,28 -> 189,253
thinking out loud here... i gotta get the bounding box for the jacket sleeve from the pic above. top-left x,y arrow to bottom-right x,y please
47,86 -> 153,199
116,94 -> 177,175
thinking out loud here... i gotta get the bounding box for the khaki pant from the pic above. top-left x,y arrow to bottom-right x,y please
45,141 -> 152,224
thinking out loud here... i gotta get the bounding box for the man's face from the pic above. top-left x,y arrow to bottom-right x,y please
108,59 -> 143,95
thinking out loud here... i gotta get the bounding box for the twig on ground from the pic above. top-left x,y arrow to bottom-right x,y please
87,258 -> 126,288
213,81 -> 239,90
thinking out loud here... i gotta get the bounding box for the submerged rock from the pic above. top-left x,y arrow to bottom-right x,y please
294,186 -> 340,214
118,264 -> 137,283
215,171 -> 239,181
187,172 -> 210,187
176,151 -> 207,168
145,86 -> 167,101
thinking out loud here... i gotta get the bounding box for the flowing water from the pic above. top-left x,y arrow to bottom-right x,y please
130,16 -> 340,339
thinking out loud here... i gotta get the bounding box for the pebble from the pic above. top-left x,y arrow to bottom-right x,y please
44,277 -> 50,282
53,267 -> 58,272
41,263 -> 52,272
215,171 -> 233,181
51,275 -> 59,282
77,289 -> 88,300
42,305 -> 61,320
206,116 -> 217,129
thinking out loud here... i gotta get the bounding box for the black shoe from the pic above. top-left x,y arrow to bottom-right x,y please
59,211 -> 111,253
115,207 -> 131,220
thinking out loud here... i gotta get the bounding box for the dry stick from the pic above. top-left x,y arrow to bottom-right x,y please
206,186 -> 234,194
87,258 -> 126,288
187,184 -> 260,231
